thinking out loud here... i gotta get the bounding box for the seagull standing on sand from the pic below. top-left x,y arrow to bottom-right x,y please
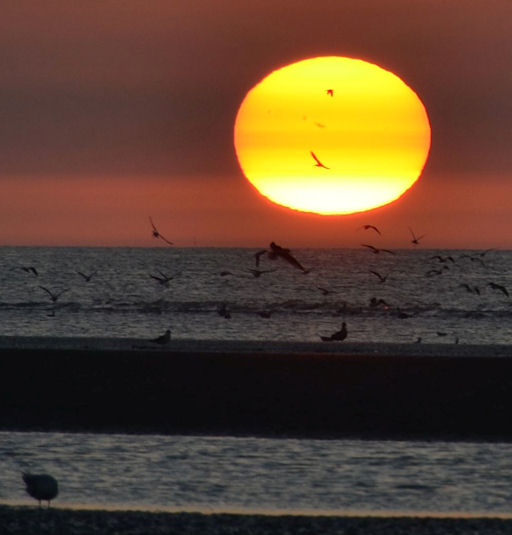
320,322 -> 348,342
152,329 -> 171,345
22,472 -> 59,508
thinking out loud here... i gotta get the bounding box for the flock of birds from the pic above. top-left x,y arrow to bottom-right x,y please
8,217 -> 509,345
146,217 -> 510,345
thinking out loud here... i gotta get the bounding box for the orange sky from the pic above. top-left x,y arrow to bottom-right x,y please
0,1 -> 510,248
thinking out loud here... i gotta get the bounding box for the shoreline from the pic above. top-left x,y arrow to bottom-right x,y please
2,505 -> 512,535
1,334 -> 512,357
2,336 -> 512,441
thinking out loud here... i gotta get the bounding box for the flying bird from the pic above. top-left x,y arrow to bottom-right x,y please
247,268 -> 276,278
358,224 -> 381,235
326,89 -> 334,96
150,270 -> 175,286
317,286 -> 336,296
149,216 -> 174,246
22,473 -> 59,508
320,322 -> 347,342
310,151 -> 330,169
460,283 -> 480,295
77,270 -> 97,282
361,244 -> 395,255
20,266 -> 39,277
268,242 -> 309,273
409,227 -> 425,245
488,282 -> 509,297
369,270 -> 388,283
370,297 -> 390,309
151,329 -> 171,345
39,286 -> 69,303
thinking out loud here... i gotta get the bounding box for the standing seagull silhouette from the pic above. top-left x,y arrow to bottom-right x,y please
152,329 -> 171,345
320,322 -> 348,342
22,472 -> 59,508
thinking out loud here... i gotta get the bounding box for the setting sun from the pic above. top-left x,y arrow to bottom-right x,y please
234,56 -> 431,215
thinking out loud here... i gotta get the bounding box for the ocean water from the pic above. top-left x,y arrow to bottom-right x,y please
2,246 -> 512,515
0,246 -> 511,344
2,431 -> 512,515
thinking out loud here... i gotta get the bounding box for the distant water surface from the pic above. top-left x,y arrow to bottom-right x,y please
1,432 -> 512,515
0,246 -> 511,345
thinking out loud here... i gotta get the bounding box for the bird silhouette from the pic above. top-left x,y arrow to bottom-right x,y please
152,329 -> 171,345
246,268 -> 276,278
320,322 -> 347,342
409,227 -> 425,245
77,270 -> 97,282
150,270 -> 175,286
268,242 -> 309,273
361,244 -> 395,255
21,266 -> 39,277
149,216 -> 174,245
358,224 -> 381,235
488,282 -> 509,297
310,151 -> 330,169
460,283 -> 480,295
369,270 -> 388,283
39,286 -> 69,303
22,473 -> 59,507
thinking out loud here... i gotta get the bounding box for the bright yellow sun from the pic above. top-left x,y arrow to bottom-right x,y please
234,56 -> 431,215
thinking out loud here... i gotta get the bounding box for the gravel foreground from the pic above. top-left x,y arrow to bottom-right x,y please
1,506 -> 512,535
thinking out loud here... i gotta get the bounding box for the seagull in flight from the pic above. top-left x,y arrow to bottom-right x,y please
488,282 -> 509,297
358,224 -> 381,235
369,270 -> 388,283
361,244 -> 395,255
21,266 -> 39,277
149,216 -> 174,246
310,151 -> 330,169
150,270 -> 175,286
39,286 -> 69,303
77,270 -> 97,282
268,242 -> 310,273
320,322 -> 347,342
254,242 -> 309,273
247,268 -> 276,278
409,227 -> 425,245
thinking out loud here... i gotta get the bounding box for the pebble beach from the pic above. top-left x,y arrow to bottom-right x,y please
2,506 -> 512,535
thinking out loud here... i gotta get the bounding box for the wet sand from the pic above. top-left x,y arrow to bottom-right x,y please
2,505 -> 512,535
1,336 -> 512,440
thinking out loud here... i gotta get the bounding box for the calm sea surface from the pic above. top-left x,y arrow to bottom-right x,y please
1,431 -> 512,515
2,247 -> 512,514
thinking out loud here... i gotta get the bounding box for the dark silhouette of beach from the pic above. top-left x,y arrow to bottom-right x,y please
1,337 -> 512,441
